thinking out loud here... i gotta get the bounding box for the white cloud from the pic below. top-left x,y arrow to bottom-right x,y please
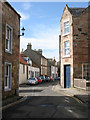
20,24 -> 60,61
22,3 -> 32,10
18,11 -> 30,20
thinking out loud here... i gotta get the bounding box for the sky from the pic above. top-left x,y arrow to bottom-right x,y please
9,2 -> 88,61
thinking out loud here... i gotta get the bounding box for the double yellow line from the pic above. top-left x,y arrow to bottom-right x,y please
52,86 -> 83,104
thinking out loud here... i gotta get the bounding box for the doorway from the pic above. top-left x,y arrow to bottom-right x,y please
64,65 -> 71,88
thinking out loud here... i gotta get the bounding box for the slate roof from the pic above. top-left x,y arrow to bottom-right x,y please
34,50 -> 47,60
68,7 -> 86,16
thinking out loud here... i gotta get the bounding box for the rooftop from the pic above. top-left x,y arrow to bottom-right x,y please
20,54 -> 29,65
69,7 -> 86,16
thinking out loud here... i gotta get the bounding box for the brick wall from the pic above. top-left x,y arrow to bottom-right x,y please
2,2 -> 20,99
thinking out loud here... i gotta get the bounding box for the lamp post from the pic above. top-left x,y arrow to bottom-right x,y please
17,27 -> 25,96
18,27 -> 25,38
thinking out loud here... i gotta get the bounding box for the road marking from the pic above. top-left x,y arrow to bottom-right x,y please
65,99 -> 70,103
52,85 -> 83,104
72,96 -> 83,104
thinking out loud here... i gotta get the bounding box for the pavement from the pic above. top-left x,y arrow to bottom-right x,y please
52,84 -> 90,105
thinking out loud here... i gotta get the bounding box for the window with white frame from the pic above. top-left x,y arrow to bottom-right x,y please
5,24 -> 13,53
64,41 -> 70,55
4,62 -> 12,91
64,21 -> 69,34
23,65 -> 25,74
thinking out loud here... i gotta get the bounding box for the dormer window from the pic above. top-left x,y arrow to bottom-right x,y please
64,21 -> 69,34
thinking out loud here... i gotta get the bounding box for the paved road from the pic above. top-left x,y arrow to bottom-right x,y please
19,80 -> 61,96
2,80 -> 88,119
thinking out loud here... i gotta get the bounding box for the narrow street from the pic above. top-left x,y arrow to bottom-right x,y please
2,80 -> 88,119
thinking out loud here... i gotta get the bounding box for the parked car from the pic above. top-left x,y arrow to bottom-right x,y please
45,76 -> 50,82
36,77 -> 42,83
55,77 -> 60,80
40,76 -> 46,82
27,77 -> 38,84
49,76 -> 53,81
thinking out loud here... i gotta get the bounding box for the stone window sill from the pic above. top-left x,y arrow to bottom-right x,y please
62,33 -> 70,37
62,55 -> 71,58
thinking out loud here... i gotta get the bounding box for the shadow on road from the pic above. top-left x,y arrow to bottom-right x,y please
19,80 -> 59,88
19,89 -> 43,93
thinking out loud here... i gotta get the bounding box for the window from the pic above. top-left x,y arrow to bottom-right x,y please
64,21 -> 69,34
64,41 -> 70,55
23,65 -> 25,74
82,63 -> 90,80
4,62 -> 12,91
5,24 -> 13,53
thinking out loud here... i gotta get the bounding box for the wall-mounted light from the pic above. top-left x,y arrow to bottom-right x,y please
18,27 -> 25,38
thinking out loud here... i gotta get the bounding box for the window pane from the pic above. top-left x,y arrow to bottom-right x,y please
6,25 -> 12,52
7,27 -> 10,39
5,76 -> 8,87
5,63 -> 11,90
6,65 -> 8,75
6,39 -> 9,50
65,41 -> 69,47
64,21 -> 69,34
9,65 -> 11,88
64,41 -> 70,55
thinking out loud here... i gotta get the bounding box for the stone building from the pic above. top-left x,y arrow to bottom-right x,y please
1,2 -> 20,99
47,58 -> 58,78
60,4 -> 90,90
19,54 -> 40,84
23,43 -> 48,76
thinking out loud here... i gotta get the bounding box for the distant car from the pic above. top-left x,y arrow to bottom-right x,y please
45,77 -> 50,82
40,76 -> 46,82
36,77 -> 42,83
49,76 -> 53,81
27,77 -> 38,84
55,77 -> 60,80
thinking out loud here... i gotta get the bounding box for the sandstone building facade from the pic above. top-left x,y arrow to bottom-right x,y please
1,2 -> 20,99
60,5 -> 90,89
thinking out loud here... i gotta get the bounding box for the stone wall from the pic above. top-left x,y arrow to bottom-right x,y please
41,57 -> 47,76
2,2 -> 20,99
73,7 -> 89,79
0,1 -> 2,118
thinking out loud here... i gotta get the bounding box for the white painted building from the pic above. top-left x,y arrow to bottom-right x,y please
19,54 -> 40,84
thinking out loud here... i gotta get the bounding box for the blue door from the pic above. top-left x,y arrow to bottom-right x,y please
64,65 -> 71,88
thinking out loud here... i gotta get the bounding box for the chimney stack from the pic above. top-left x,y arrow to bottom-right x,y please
37,49 -> 42,55
27,43 -> 32,50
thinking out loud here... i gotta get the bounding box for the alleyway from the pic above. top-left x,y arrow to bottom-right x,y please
2,80 -> 88,119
